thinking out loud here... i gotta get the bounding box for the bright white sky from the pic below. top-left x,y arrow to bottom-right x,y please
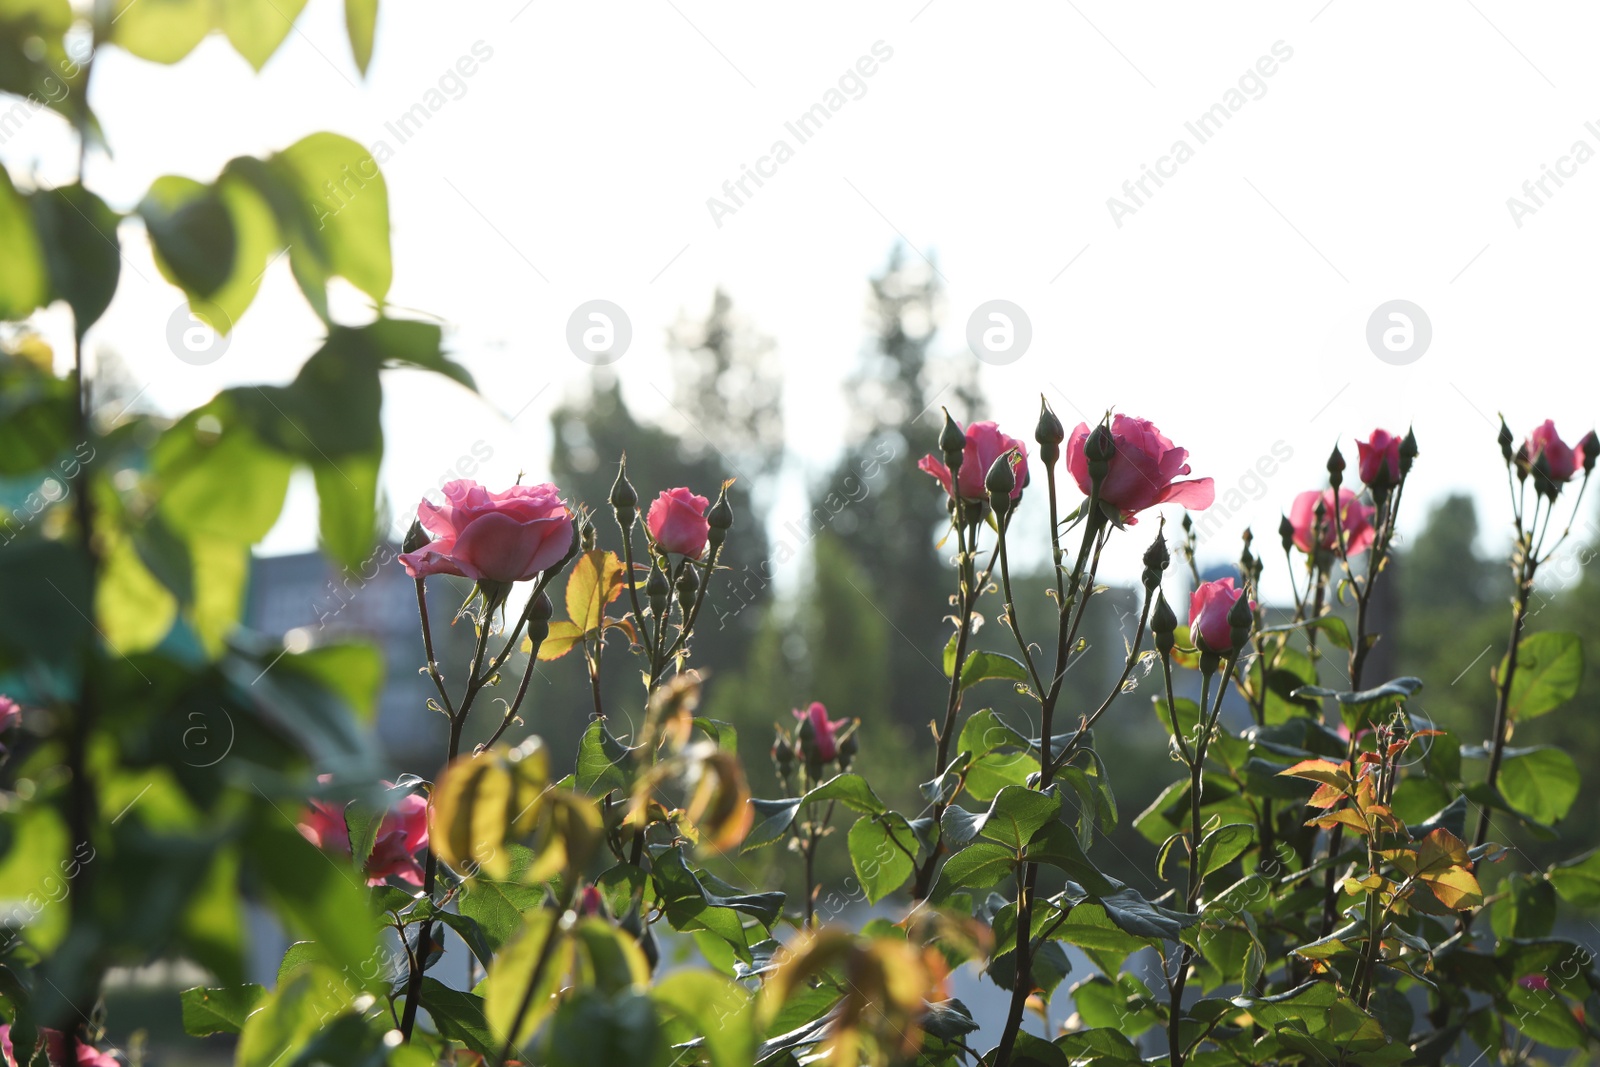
9,0 -> 1600,592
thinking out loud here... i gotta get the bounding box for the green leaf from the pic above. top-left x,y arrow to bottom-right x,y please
482,909 -> 570,1048
1498,746 -> 1580,824
244,815 -> 378,978
235,964 -> 352,1067
575,719 -> 631,795
650,971 -> 755,1067
1197,823 -> 1254,878
960,650 -> 1030,691
1491,874 -> 1556,940
0,165 -> 48,319
546,988 -> 659,1067
28,183 -> 121,336
140,176 -> 236,302
154,402 -> 293,544
802,772 -> 887,815
459,846 -> 546,953
959,707 -> 1033,757
108,0 -> 212,64
1500,631 -> 1583,721
941,785 -> 1061,850
1505,979 -> 1585,1049
285,642 -> 384,721
270,132 -> 392,311
345,0 -> 377,73
1550,850 -> 1600,906
741,797 -> 801,852
418,977 -> 495,1058
966,750 -> 1038,803
216,0 -> 308,70
314,453 -> 380,569
933,842 -> 1017,896
848,814 -> 916,904
1153,695 -> 1200,740
180,984 -> 266,1035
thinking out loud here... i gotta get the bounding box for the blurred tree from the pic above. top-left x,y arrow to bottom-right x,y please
1393,493 -> 1507,731
808,246 -> 976,737
543,291 -> 782,754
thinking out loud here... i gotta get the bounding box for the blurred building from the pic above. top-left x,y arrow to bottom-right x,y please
244,547 -> 468,766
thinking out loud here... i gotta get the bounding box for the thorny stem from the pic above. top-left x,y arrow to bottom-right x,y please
1167,656 -> 1235,1067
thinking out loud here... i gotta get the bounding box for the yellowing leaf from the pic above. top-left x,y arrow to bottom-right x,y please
428,742 -> 548,880
565,549 -> 626,633
533,620 -> 585,662
1421,865 -> 1483,910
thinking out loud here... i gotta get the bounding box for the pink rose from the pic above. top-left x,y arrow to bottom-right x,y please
1356,429 -> 1402,488
399,480 -> 573,584
1525,420 -> 1583,486
297,783 -> 430,886
1189,577 -> 1248,653
578,885 -> 605,917
0,1028 -> 119,1067
919,420 -> 1029,503
365,792 -> 430,886
1287,488 -> 1375,555
794,702 -> 845,762
1063,415 -> 1213,522
647,487 -> 711,558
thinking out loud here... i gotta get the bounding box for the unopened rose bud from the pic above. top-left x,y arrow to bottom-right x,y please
646,561 -> 670,618
1279,514 -> 1294,553
1141,532 -> 1169,590
675,564 -> 698,610
526,591 -> 554,648
402,519 -> 429,556
1086,423 -> 1115,487
610,458 -> 638,527
1399,429 -> 1419,477
1514,442 -> 1530,483
837,729 -> 858,770
772,732 -> 794,771
1581,430 -> 1599,476
986,450 -> 1017,517
580,519 -> 596,551
940,408 -> 966,473
1228,590 -> 1253,651
1499,417 -> 1515,466
1326,445 -> 1345,491
1151,590 -> 1177,656
1035,397 -> 1064,468
707,487 -> 734,550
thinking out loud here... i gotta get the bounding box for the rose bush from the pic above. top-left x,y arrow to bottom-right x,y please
5,6 -> 1600,1064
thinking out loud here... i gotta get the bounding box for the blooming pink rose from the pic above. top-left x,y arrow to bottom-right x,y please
1356,429 -> 1402,488
647,487 -> 711,558
794,702 -> 846,762
1063,415 -> 1213,522
919,421 -> 1029,503
399,480 -> 573,584
0,1028 -> 118,1067
1525,420 -> 1584,486
1189,577 -> 1249,653
298,783 -> 429,886
1287,488 -> 1375,555
365,792 -> 430,886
